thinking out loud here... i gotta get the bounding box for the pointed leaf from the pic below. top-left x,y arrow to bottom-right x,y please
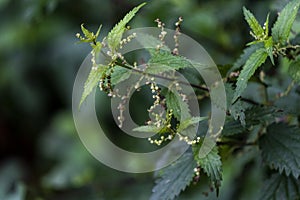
260,173 -> 300,200
229,43 -> 263,74
148,50 -> 193,73
259,123 -> 300,178
264,37 -> 274,65
80,65 -> 108,107
150,151 -> 197,200
288,57 -> 300,83
264,13 -> 270,36
222,105 -> 282,136
111,66 -> 132,85
177,117 -> 208,132
243,7 -> 264,39
106,3 -> 146,51
193,143 -> 222,190
233,48 -> 268,102
165,90 -> 191,121
272,0 -> 300,45
81,24 -> 93,39
133,125 -> 161,133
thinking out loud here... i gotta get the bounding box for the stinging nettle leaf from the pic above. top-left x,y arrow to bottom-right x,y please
243,7 -> 265,39
259,123 -> 300,178
133,125 -> 161,133
271,0 -> 300,45
193,143 -> 222,192
288,57 -> 300,83
110,66 -> 132,85
232,48 -> 268,103
229,43 -> 263,74
165,90 -> 191,121
79,64 -> 108,107
148,50 -> 194,73
79,24 -> 102,44
225,83 -> 248,127
150,151 -> 197,200
106,3 -> 146,51
222,105 -> 282,136
259,173 -> 300,200
81,24 -> 93,40
177,117 -> 208,132
264,36 -> 274,65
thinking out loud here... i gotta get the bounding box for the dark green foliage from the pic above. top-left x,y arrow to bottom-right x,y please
272,0 -> 300,45
260,174 -> 300,200
3,0 -> 300,199
193,144 -> 222,192
76,1 -> 300,199
259,123 -> 300,178
150,151 -> 197,200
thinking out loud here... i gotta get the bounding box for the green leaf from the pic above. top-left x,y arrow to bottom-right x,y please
81,24 -> 93,40
259,123 -> 300,178
288,57 -> 300,83
229,43 -> 263,74
111,66 -> 132,85
230,100 -> 247,126
79,24 -> 102,44
145,63 -> 174,74
80,65 -> 108,107
264,13 -> 270,36
165,90 -> 191,121
106,3 -> 146,51
193,143 -> 222,191
245,106 -> 282,125
272,0 -> 300,45
222,106 -> 282,136
243,7 -> 265,39
133,125 -> 161,133
232,48 -> 268,102
177,117 -> 208,132
150,151 -> 197,200
260,173 -> 300,200
225,84 -> 249,126
264,36 -> 274,65
148,50 -> 193,73
222,117 -> 246,136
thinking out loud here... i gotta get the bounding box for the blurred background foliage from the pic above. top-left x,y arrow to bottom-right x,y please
0,0 -> 295,199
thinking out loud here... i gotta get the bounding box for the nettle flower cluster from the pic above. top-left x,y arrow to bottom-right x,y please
77,9 -> 205,147
78,1 -> 300,199
77,2 -> 223,197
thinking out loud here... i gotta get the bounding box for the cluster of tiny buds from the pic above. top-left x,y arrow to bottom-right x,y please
178,135 -> 201,145
175,16 -> 183,27
91,50 -> 98,69
155,18 -> 167,49
105,50 -> 118,60
119,32 -> 137,49
117,103 -> 125,128
173,17 -> 183,55
147,81 -> 161,113
173,82 -> 188,102
147,134 -> 174,146
76,33 -> 85,41
99,68 -> 114,94
229,71 -> 240,78
193,166 -> 201,183
193,166 -> 201,176
132,74 -> 145,91
155,18 -> 165,28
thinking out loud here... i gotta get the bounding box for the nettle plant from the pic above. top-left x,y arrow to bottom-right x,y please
77,1 -> 300,199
